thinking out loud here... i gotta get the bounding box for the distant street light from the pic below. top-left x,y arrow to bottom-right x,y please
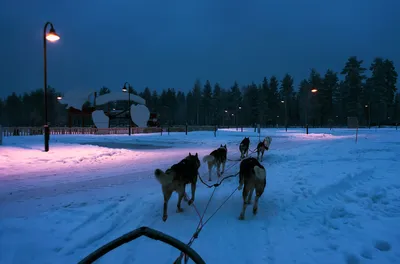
122,82 -> 132,136
238,106 -> 242,131
305,88 -> 318,134
365,103 -> 371,128
57,95 -> 63,100
43,22 -> 60,152
281,100 -> 288,132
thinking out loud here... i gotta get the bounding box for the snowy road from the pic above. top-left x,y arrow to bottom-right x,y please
1,128 -> 399,263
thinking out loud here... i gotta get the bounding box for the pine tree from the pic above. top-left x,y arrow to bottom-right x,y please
321,69 -> 338,125
307,69 -> 322,126
298,79 -> 309,125
202,80 -> 213,125
140,87 -> 152,110
268,76 -> 280,123
393,93 -> 400,124
384,59 -> 398,123
341,56 -> 366,120
150,90 -> 159,113
99,86 -> 111,95
212,83 -> 223,125
186,91 -> 195,125
280,74 -> 294,126
242,82 -> 260,126
128,86 -> 138,95
192,80 -> 202,125
259,77 -> 269,125
176,91 -> 186,124
0,98 -> 3,125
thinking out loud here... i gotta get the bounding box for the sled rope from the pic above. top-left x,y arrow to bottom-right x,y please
176,186 -> 237,264
175,145 -> 259,263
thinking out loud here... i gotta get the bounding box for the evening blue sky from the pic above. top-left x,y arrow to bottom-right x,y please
0,0 -> 399,98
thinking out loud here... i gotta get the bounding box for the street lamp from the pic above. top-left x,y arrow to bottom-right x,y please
238,106 -> 242,131
43,22 -> 60,152
305,88 -> 318,134
122,82 -> 132,136
365,103 -> 371,128
281,100 -> 288,132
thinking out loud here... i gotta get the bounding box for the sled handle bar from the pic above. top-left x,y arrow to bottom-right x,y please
78,226 -> 206,264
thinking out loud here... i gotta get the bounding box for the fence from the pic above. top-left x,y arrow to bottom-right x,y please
1,125 -> 217,137
2,124 -> 398,137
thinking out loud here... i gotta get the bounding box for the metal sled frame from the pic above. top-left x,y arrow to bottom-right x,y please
78,226 -> 206,264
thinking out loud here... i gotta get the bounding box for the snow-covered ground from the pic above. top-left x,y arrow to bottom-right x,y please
0,128 -> 399,264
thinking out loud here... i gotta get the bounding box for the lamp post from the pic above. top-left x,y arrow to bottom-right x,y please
238,106 -> 242,132
281,100 -> 288,132
365,103 -> 371,128
122,82 -> 132,136
305,88 -> 318,134
223,109 -> 228,126
43,22 -> 60,152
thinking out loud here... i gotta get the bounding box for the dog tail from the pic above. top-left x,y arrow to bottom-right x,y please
202,155 -> 215,163
264,136 -> 272,149
154,169 -> 174,186
254,166 -> 266,180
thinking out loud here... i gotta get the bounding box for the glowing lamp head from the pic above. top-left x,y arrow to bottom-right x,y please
311,88 -> 318,93
56,96 -> 62,100
281,100 -> 285,103
122,87 -> 127,92
46,27 -> 60,42
224,110 -> 228,113
238,106 -> 242,109
365,104 -> 368,108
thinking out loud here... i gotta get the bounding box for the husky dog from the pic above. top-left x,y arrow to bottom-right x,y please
256,136 -> 272,162
239,137 -> 250,159
154,153 -> 201,222
237,157 -> 267,220
202,144 -> 228,181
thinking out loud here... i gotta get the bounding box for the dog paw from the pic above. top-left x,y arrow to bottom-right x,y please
238,214 -> 245,220
188,199 -> 194,206
176,208 -> 184,213
253,207 -> 258,215
162,215 -> 168,222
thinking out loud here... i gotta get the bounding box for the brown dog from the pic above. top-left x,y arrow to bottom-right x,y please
202,144 -> 228,181
237,157 -> 267,220
257,136 -> 272,161
154,153 -> 200,222
239,137 -> 250,159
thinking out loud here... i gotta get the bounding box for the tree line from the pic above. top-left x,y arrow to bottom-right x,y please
1,56 -> 399,128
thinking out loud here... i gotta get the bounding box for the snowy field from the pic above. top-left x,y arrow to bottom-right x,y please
0,128 -> 399,264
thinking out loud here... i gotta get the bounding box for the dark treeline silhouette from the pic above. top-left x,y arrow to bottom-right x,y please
1,56 -> 399,128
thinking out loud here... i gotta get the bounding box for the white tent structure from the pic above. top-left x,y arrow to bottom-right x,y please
59,90 -> 150,128
95,92 -> 146,106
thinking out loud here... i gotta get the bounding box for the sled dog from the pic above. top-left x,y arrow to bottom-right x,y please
239,137 -> 250,159
154,153 -> 200,222
256,136 -> 272,161
202,144 -> 228,181
237,157 -> 267,220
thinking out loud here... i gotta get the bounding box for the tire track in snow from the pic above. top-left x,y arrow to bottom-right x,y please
264,167 -> 388,263
60,179 -> 162,261
283,168 -> 377,224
